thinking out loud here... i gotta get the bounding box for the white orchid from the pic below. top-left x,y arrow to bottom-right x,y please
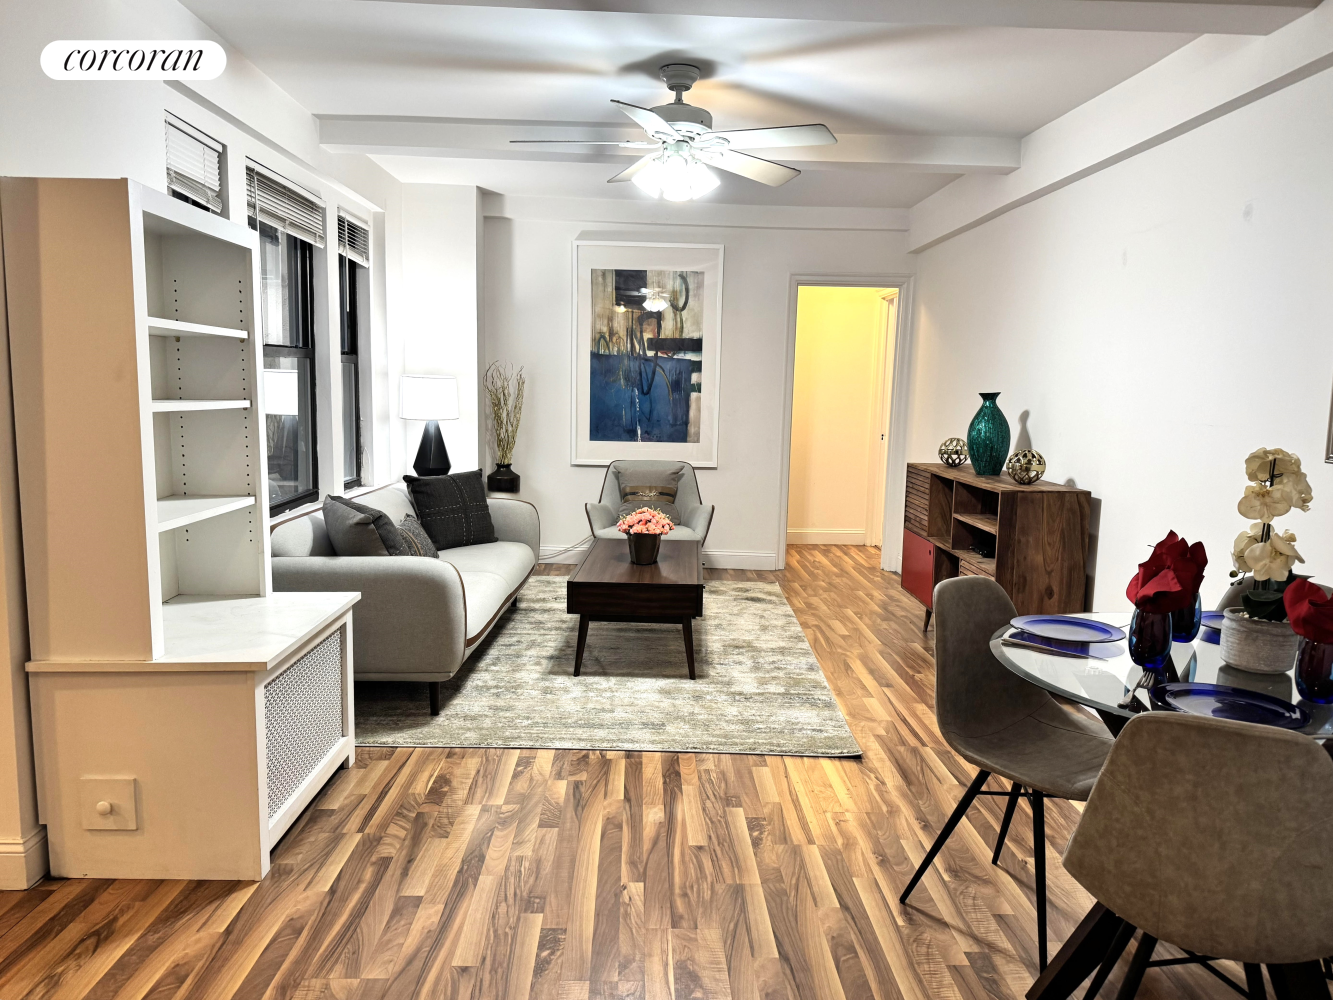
1244,447 -> 1313,511
1244,529 -> 1304,581
1238,482 -> 1294,522
1232,523 -> 1264,573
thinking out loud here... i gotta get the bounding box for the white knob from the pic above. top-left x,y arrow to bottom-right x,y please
95,800 -> 112,816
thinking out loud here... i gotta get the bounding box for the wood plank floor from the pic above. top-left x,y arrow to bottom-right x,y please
0,546 -> 1242,1000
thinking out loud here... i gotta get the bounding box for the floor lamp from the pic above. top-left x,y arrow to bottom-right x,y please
401,374 -> 459,477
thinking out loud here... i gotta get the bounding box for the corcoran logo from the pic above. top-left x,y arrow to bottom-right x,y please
41,40 -> 226,80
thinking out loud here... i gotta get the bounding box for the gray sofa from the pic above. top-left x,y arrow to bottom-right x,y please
270,483 -> 539,713
586,460 -> 714,542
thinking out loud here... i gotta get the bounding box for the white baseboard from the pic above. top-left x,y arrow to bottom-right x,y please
0,826 -> 47,889
539,543 -> 591,564
703,550 -> 778,571
786,529 -> 866,545
538,544 -> 777,571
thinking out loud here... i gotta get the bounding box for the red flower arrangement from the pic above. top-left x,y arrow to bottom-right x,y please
1126,531 -> 1208,613
617,507 -> 674,536
1283,579 -> 1333,643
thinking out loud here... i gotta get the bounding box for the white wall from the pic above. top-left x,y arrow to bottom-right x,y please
907,63 -> 1333,610
485,209 -> 914,568
393,185 -> 485,477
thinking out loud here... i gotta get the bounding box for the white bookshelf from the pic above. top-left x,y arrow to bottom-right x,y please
1,177 -> 357,880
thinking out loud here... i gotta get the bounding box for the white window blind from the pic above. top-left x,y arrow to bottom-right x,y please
246,163 -> 325,247
338,212 -> 370,266
165,116 -> 223,214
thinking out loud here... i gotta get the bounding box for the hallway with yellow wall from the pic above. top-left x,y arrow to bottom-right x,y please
787,286 -> 895,546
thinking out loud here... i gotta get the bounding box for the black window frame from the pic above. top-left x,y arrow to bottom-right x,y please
256,221 -> 320,516
338,253 -> 363,490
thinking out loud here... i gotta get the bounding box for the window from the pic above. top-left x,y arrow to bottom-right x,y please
165,114 -> 224,215
248,163 -> 324,513
338,213 -> 369,487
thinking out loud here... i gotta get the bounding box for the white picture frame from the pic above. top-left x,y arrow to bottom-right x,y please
571,240 -> 724,467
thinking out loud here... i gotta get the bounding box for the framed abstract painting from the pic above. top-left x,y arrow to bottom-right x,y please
571,241 -> 723,467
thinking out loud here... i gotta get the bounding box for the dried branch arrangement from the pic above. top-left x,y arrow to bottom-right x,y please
483,361 -> 525,465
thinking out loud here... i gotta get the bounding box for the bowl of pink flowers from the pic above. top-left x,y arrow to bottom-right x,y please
617,507 -> 674,565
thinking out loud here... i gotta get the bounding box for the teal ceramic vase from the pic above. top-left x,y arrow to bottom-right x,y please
966,392 -> 1010,476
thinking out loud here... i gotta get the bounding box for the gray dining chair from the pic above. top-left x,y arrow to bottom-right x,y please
1032,712 -> 1333,1000
899,576 -> 1114,970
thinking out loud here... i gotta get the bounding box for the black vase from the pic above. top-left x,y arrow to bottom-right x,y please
627,532 -> 661,565
486,463 -> 520,493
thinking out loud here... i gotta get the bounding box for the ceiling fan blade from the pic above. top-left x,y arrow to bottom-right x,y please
697,149 -> 800,187
702,123 -> 836,150
611,100 -> 681,142
607,153 -> 659,183
509,140 -> 658,147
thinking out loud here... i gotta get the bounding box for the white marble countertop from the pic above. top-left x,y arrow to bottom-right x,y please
27,592 -> 359,673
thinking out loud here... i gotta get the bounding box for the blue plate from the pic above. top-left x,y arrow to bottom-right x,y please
1200,611 -> 1226,629
1008,631 -> 1125,660
1149,682 -> 1311,730
1199,624 -> 1220,645
1010,615 -> 1127,643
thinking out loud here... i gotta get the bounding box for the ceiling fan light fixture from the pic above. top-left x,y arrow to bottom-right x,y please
631,150 -> 719,203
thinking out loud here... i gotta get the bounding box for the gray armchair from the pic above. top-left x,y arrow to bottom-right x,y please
270,483 -> 539,714
585,460 -> 714,543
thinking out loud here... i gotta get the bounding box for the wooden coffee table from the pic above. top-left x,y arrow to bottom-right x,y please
566,537 -> 705,678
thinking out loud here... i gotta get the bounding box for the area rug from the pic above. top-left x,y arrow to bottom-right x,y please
354,577 -> 860,756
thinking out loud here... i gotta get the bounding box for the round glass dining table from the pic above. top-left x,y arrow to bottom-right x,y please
990,611 -> 1333,739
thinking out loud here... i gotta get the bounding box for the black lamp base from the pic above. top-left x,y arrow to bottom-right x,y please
413,420 -> 452,477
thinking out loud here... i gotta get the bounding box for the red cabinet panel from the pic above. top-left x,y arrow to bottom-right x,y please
902,529 -> 935,608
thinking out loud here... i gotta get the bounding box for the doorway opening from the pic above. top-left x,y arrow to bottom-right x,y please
785,285 -> 899,552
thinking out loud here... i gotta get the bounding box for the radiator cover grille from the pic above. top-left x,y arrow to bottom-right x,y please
264,629 -> 345,819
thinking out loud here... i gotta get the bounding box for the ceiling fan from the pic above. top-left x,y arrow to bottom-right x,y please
510,63 -> 836,202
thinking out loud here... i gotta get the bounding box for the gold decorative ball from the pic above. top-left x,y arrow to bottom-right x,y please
1006,449 -> 1046,485
938,437 -> 968,467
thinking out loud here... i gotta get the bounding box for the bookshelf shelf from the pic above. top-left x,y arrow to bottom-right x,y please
147,317 -> 247,340
156,495 -> 256,532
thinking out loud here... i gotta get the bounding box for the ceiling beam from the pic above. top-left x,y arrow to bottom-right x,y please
318,116 -> 1021,173
354,0 -> 1317,35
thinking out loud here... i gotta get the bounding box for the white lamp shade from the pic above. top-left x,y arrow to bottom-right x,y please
263,368 -> 300,416
400,374 -> 460,421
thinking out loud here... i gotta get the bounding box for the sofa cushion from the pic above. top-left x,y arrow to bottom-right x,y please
439,540 -> 535,642
405,471 -> 497,550
323,496 -> 408,556
398,515 -> 439,558
439,540 -> 535,594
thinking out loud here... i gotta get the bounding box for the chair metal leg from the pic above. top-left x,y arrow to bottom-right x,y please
900,769 -> 990,903
1114,933 -> 1157,1000
1026,903 -> 1128,1000
1246,964 -> 1268,999
1268,963 -> 1332,1000
1034,790 -> 1048,971
994,781 -> 1022,864
1082,920 -> 1137,998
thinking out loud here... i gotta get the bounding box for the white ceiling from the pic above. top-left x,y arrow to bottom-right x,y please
179,0 -> 1308,208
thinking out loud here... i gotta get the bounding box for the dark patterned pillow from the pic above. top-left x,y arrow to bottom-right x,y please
398,515 -> 439,558
323,496 -> 407,556
617,466 -> 684,524
404,470 -> 496,550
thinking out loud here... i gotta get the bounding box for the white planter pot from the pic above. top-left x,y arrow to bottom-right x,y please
1219,607 -> 1299,675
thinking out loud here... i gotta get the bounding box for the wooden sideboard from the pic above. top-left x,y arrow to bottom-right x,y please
902,463 -> 1091,626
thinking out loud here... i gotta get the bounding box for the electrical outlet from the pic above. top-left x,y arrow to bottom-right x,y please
79,777 -> 137,830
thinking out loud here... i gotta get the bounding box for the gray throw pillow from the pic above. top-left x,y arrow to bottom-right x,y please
323,496 -> 407,556
398,515 -> 439,558
617,465 -> 684,524
404,470 -> 496,550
